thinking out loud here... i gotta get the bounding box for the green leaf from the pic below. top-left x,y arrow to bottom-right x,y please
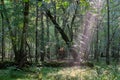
23,0 -> 29,2
43,0 -> 50,3
62,1 -> 69,8
38,2 -> 42,7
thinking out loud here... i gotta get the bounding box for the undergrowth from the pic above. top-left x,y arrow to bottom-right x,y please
0,63 -> 120,80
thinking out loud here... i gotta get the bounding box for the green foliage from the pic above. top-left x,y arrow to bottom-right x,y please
50,0 -> 70,9
23,0 -> 29,2
0,68 -> 24,80
43,0 -> 50,3
80,0 -> 90,7
38,2 -> 42,7
62,1 -> 69,8
0,66 -> 40,80
41,63 -> 120,80
0,63 -> 120,80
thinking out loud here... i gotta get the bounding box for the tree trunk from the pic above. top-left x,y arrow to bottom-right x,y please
1,12 -> 5,62
40,12 -> 45,62
46,15 -> 50,59
78,12 -> 98,62
94,22 -> 99,62
70,1 -> 78,42
106,0 -> 110,65
52,1 -> 60,59
45,8 -> 70,45
35,0 -> 39,63
17,1 -> 29,67
1,0 -> 17,55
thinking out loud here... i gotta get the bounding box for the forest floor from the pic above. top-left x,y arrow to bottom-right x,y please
0,62 -> 120,80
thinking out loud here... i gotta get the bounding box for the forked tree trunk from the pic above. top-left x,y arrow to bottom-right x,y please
16,1 -> 29,67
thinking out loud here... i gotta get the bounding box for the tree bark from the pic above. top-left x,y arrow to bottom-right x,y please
46,15 -> 50,59
17,1 -> 29,67
40,12 -> 45,62
79,12 -> 98,62
52,1 -> 60,59
1,12 -> 5,62
106,0 -> 110,65
35,0 -> 39,63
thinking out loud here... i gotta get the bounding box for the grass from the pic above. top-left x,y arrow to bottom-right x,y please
0,62 -> 120,80
0,66 -> 39,80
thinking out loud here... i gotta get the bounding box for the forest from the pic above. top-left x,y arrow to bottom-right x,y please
0,0 -> 120,80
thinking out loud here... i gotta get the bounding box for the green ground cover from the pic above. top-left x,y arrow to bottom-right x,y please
0,63 -> 120,80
